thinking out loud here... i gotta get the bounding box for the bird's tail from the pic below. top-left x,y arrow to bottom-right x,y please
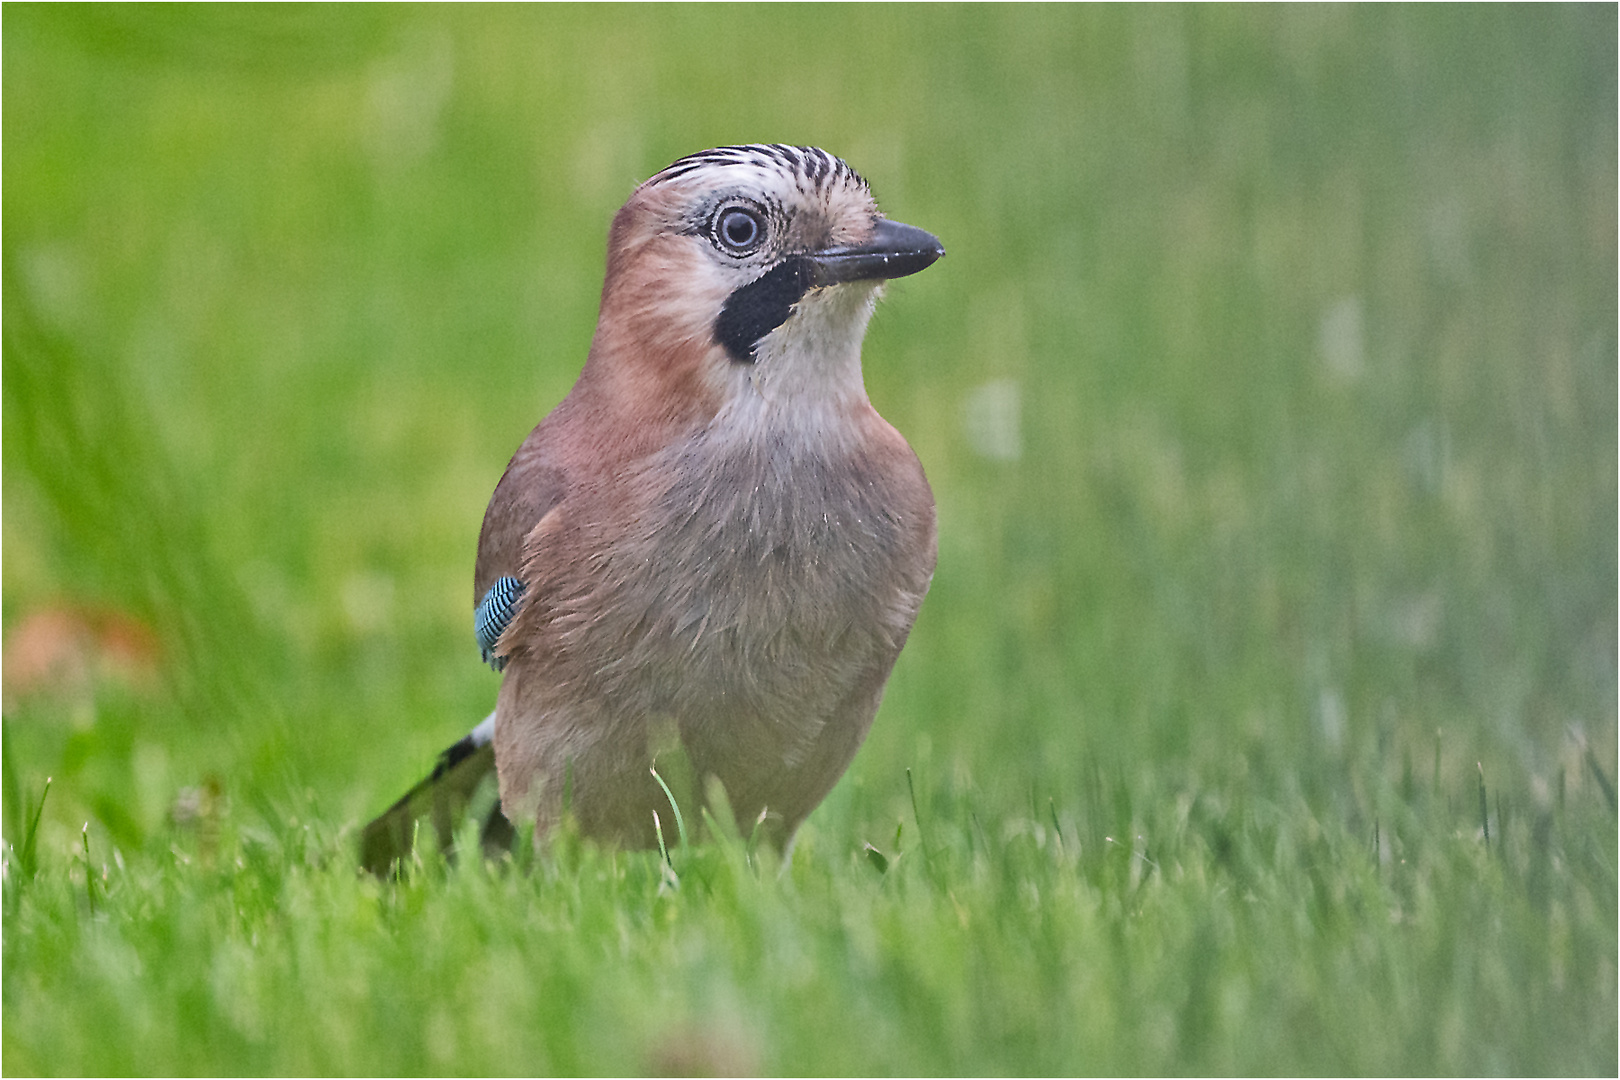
359,713 -> 514,874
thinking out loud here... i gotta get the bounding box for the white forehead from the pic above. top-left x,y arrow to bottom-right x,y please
646,144 -> 869,195
636,145 -> 878,225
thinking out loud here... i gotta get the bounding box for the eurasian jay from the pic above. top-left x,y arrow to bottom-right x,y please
361,145 -> 943,870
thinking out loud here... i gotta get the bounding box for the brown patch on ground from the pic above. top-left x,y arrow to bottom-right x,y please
4,604 -> 162,703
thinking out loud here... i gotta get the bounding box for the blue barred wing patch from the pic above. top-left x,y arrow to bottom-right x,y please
475,576 -> 526,671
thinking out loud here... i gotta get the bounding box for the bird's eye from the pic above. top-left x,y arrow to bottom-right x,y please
714,206 -> 765,255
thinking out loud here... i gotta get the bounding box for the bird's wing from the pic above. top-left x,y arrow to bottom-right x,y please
359,714 -> 514,874
475,425 -> 567,602
473,422 -> 567,668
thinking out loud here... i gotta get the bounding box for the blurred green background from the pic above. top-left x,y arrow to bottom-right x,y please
2,4 -> 1615,1072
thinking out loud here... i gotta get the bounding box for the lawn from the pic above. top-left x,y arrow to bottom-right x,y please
4,5 -> 1616,1075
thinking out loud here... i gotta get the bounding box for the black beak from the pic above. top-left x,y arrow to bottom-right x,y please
807,218 -> 945,287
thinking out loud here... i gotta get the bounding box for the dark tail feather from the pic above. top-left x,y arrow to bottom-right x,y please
360,714 -> 514,875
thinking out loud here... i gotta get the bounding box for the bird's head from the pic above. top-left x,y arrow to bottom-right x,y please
583,145 -> 943,431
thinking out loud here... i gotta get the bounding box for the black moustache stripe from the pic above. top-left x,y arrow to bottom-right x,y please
713,256 -> 813,364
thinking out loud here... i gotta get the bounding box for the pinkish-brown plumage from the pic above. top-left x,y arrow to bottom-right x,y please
364,146 -> 942,865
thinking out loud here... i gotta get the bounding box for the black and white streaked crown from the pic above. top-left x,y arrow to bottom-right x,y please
648,144 -> 869,193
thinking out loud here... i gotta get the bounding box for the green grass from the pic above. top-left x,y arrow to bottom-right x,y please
4,5 -> 1615,1074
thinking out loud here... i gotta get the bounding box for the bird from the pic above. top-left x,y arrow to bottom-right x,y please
360,144 -> 943,871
